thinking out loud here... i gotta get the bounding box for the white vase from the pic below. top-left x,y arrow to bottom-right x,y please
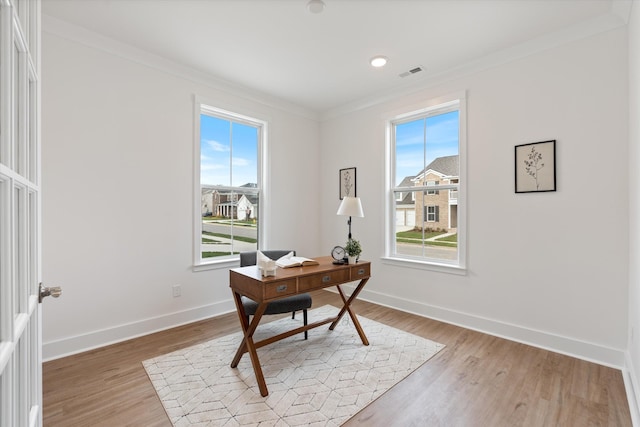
347,255 -> 357,264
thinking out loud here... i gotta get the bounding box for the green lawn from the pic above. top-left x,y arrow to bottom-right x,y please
396,230 -> 457,247
436,234 -> 457,243
202,218 -> 256,227
396,230 -> 446,239
202,237 -> 220,243
202,231 -> 257,243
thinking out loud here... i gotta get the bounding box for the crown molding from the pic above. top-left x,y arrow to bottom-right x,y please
42,6 -> 628,125
612,0 -> 633,24
321,9 -> 629,122
42,14 -> 320,122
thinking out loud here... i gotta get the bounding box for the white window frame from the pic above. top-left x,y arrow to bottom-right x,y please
426,180 -> 438,195
383,91 -> 467,275
425,205 -> 437,222
193,98 -> 269,270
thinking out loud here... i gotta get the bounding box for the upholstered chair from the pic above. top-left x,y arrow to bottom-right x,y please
239,250 -> 312,339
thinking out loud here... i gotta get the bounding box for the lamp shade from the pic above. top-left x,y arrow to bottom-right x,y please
336,196 -> 364,218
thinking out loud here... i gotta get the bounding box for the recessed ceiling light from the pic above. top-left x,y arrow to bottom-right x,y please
307,0 -> 325,14
370,56 -> 388,68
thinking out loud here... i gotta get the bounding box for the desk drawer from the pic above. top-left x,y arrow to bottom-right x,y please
298,269 -> 350,291
350,263 -> 370,279
264,279 -> 297,299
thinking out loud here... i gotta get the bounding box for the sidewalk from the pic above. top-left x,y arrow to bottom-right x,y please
426,231 -> 456,241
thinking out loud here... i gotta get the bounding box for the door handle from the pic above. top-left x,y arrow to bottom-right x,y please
39,283 -> 62,303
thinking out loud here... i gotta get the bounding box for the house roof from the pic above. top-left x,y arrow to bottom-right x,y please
397,176 -> 416,205
414,155 -> 459,180
398,176 -> 415,187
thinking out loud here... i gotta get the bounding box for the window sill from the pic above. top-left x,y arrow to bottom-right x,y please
193,258 -> 239,272
380,256 -> 467,276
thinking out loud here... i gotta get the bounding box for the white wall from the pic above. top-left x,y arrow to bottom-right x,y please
627,1 -> 640,423
41,11 -> 633,376
321,28 -> 629,367
41,19 -> 321,359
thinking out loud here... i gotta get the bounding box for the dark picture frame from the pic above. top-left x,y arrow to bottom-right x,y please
515,140 -> 556,193
339,167 -> 356,199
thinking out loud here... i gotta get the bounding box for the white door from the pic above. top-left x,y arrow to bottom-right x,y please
0,1 -> 43,426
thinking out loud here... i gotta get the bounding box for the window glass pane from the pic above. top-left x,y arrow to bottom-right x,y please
231,123 -> 257,187
199,110 -> 260,262
394,190 -> 458,261
27,191 -> 36,296
13,43 -> 20,173
201,188 -> 258,259
394,118 -> 425,187
0,177 -> 6,332
200,114 -> 231,187
27,77 -> 36,183
392,106 -> 460,265
13,185 -> 22,318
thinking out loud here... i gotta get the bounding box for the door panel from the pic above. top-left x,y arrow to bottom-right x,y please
0,1 -> 41,426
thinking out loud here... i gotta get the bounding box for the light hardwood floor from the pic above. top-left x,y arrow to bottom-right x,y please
43,290 -> 633,426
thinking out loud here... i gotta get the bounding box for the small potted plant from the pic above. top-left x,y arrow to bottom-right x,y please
345,238 -> 362,264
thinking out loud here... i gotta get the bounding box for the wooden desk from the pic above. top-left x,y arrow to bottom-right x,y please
229,256 -> 371,396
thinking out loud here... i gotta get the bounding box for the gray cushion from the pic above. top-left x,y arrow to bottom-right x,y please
239,250 -> 312,316
241,294 -> 312,315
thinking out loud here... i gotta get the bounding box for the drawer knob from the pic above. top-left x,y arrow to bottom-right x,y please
322,275 -> 331,283
357,268 -> 365,275
276,284 -> 288,292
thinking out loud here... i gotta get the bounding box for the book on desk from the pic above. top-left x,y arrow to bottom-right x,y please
275,256 -> 319,268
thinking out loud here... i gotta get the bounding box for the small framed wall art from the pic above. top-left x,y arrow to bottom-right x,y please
339,167 -> 356,199
515,140 -> 556,193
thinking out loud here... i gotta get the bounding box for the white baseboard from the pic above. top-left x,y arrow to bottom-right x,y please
44,286 -> 627,370
42,300 -> 236,362
624,351 -> 640,427
44,286 -> 636,423
341,286 -> 626,369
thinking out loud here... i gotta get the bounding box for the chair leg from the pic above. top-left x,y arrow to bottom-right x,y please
291,311 -> 296,320
303,309 -> 308,340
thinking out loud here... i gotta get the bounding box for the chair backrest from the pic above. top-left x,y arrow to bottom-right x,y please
240,250 -> 296,267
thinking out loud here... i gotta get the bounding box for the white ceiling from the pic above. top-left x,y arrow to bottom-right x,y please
42,0 -> 626,115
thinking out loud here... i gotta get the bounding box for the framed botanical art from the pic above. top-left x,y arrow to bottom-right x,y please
515,140 -> 556,193
339,167 -> 356,199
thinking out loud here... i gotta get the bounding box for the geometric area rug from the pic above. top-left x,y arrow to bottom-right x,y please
143,305 -> 445,426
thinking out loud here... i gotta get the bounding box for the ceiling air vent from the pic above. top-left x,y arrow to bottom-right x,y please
399,66 -> 425,78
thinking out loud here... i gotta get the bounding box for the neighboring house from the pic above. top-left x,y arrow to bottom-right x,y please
201,187 -> 220,216
237,194 -> 258,221
412,155 -> 459,231
201,183 -> 258,220
395,175 -> 416,228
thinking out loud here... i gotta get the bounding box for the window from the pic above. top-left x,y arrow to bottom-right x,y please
386,93 -> 466,271
195,103 -> 266,266
425,205 -> 439,222
426,180 -> 439,195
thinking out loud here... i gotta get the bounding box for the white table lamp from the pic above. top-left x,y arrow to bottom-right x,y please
336,196 -> 364,240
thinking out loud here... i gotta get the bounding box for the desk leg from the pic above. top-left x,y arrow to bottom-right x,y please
230,291 -> 270,397
329,279 -> 370,346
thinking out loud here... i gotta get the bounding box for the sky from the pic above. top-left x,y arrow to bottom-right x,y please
200,110 -> 458,188
200,114 -> 258,187
395,110 -> 459,185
